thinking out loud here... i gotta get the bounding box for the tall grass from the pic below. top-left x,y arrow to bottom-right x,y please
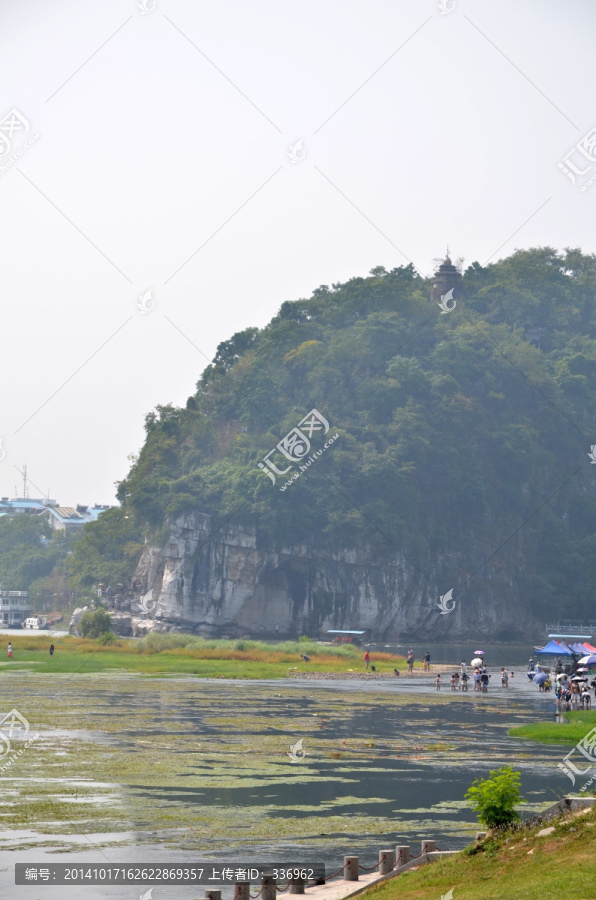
134,633 -> 368,657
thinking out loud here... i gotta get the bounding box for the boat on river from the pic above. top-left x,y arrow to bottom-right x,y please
23,616 -> 48,630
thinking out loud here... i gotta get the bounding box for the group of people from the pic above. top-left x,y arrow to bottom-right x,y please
556,678 -> 592,710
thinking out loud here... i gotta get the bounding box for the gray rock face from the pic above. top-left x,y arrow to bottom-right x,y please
69,606 -> 89,635
132,510 -> 538,640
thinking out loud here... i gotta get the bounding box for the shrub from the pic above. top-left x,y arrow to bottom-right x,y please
78,608 -> 112,639
97,631 -> 118,645
465,766 -> 522,829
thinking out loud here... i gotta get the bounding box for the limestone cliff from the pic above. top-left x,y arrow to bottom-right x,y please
132,510 -> 539,640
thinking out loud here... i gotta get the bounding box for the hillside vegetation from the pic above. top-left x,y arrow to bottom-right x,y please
60,248 -> 596,621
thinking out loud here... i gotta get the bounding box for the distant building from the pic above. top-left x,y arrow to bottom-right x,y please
0,498 -> 111,530
44,504 -> 111,531
0,589 -> 31,626
431,256 -> 462,305
0,497 -> 54,517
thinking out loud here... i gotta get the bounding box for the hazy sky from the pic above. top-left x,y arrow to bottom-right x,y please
1,0 -> 594,506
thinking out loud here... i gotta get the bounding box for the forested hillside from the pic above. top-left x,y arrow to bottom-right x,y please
70,247 -> 596,624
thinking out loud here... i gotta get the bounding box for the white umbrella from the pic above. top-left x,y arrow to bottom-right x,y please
471,657 -> 483,668
556,673 -> 569,681
571,676 -> 588,682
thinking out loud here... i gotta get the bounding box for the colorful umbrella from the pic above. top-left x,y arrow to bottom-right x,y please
474,650 -> 485,655
578,655 -> 596,666
533,672 -> 548,685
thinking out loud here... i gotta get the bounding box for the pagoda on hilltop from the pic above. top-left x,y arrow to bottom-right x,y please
431,254 -> 462,304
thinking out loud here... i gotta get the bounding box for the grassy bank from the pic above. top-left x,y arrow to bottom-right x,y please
0,633 -> 406,677
508,710 -> 596,745
361,803 -> 596,900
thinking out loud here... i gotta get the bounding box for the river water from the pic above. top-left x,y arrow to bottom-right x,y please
0,667 -> 578,900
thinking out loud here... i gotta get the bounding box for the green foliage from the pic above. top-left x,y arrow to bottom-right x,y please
0,515 -> 71,592
78,608 -> 112,638
134,633 -> 361,657
67,508 -> 144,589
96,631 -> 118,645
465,766 -> 522,829
85,248 -> 596,620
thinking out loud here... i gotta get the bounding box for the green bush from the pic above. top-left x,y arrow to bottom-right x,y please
97,631 -> 118,645
78,608 -> 113,639
465,766 -> 522,829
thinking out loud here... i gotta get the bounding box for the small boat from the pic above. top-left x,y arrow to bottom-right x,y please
23,616 -> 48,630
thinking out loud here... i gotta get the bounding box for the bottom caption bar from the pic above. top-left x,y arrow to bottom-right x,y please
16,864 -> 326,885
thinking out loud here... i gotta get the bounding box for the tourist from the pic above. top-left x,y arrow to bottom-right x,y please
423,650 -> 430,672
275,623 -> 279,635
49,644 -> 55,658
407,649 -> 415,675
393,668 -> 400,676
461,671 -> 469,691
7,642 -> 13,659
582,688 -> 592,709
481,671 -> 489,692
510,671 -> 514,679
473,670 -> 481,691
450,673 -> 457,691
435,674 -> 441,690
460,660 -> 467,677
364,650 -> 370,670
501,667 -> 508,688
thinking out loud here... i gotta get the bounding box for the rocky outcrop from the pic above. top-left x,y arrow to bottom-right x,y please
69,606 -> 89,635
131,510 -> 540,640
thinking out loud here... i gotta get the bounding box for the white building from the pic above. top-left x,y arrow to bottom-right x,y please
0,590 -> 31,627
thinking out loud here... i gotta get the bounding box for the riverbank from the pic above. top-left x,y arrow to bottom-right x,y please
0,634 -> 409,677
361,801 -> 596,900
0,634 -> 533,679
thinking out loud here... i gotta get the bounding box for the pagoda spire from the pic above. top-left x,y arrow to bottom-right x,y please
431,252 -> 462,304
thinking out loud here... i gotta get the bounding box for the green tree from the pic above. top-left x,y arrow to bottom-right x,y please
78,608 -> 113,638
465,766 -> 522,829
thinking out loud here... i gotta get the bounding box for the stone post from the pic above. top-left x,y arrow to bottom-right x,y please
205,892 -> 222,900
476,831 -> 486,841
343,856 -> 359,881
420,840 -> 436,854
288,873 -> 305,894
378,850 -> 394,874
261,874 -> 276,900
395,846 -> 410,868
234,883 -> 251,900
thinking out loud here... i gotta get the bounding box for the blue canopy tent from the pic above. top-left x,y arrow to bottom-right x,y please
534,640 -> 573,655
